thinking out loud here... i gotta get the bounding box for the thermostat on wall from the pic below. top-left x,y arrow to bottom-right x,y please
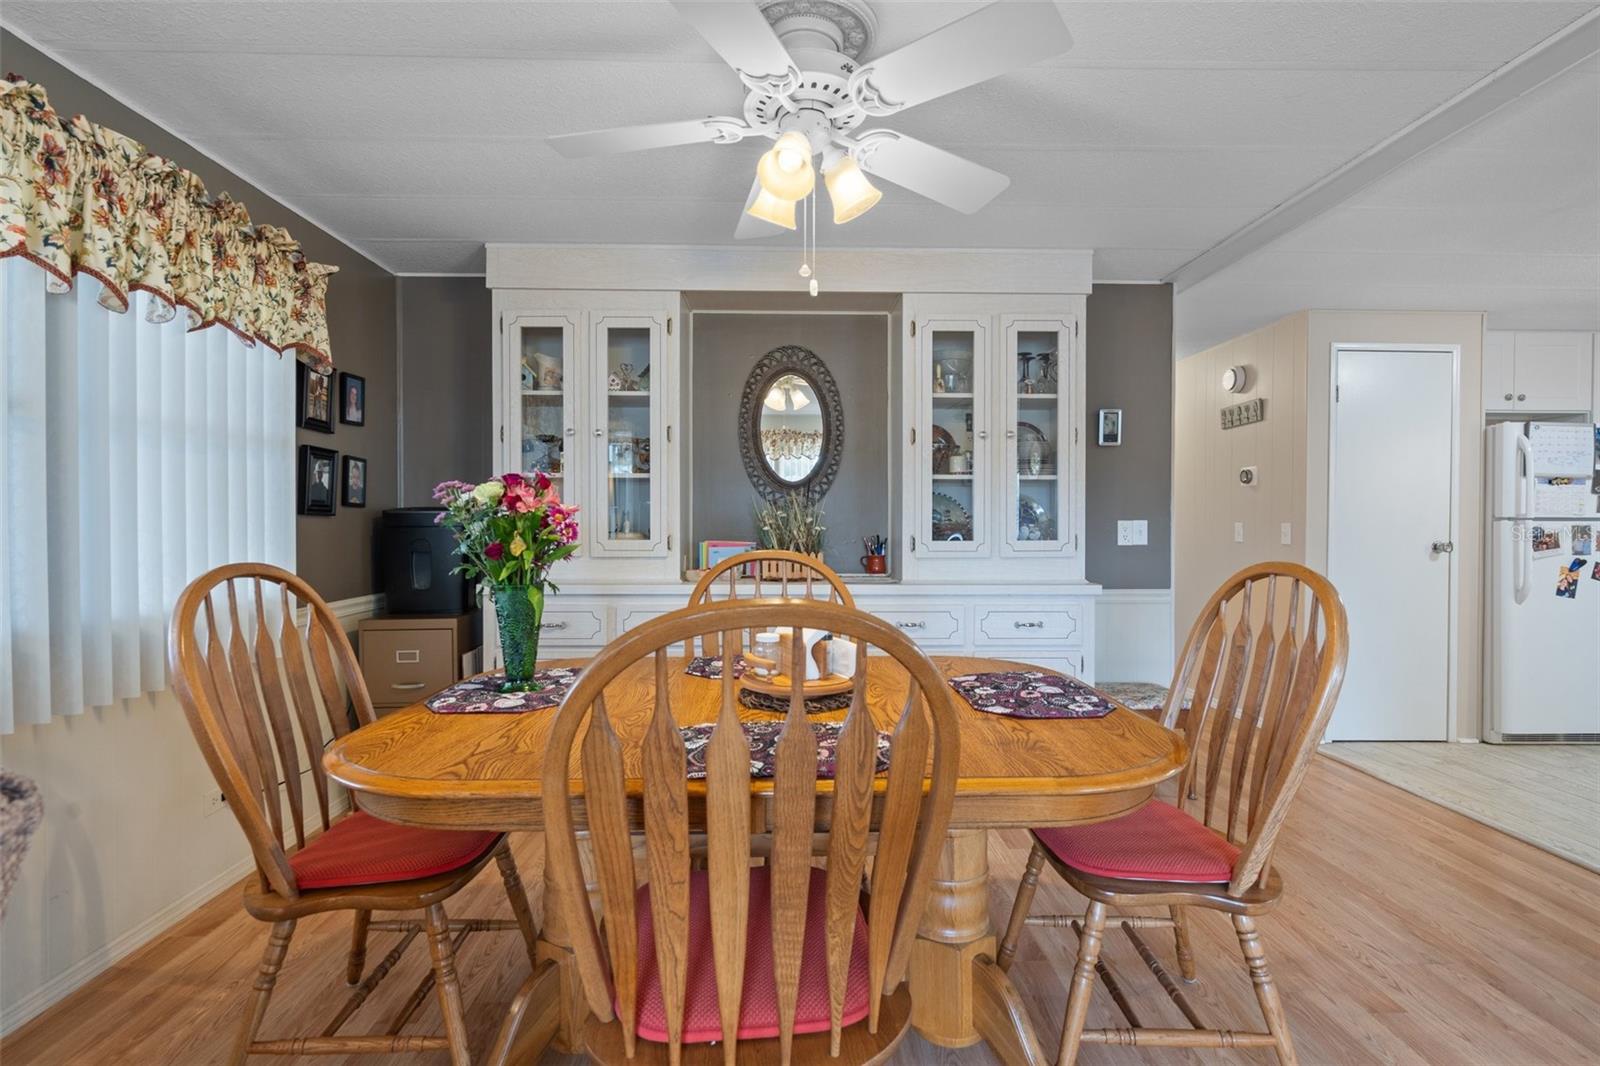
1239,466 -> 1259,486
1222,365 -> 1249,393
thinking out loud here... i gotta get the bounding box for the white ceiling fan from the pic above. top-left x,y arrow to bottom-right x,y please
548,0 -> 1074,239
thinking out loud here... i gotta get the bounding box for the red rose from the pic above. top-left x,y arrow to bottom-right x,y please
485,541 -> 504,560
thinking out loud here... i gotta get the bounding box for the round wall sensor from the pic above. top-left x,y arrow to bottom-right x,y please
1222,366 -> 1248,393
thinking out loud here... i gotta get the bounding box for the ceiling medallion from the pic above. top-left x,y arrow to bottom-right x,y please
758,0 -> 877,60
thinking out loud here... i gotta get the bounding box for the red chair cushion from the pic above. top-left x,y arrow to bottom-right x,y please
631,867 -> 871,1044
1034,800 -> 1240,883
288,812 -> 500,890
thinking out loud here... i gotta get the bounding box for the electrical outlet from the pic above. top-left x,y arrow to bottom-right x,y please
1116,520 -> 1149,546
1280,522 -> 1292,546
202,789 -> 228,818
1233,521 -> 1245,543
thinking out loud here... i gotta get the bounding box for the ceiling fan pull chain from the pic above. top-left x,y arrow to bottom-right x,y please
808,187 -> 819,297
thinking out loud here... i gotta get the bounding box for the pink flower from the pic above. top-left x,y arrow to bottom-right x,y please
534,470 -> 551,492
485,541 -> 504,560
503,481 -> 541,513
502,472 -> 526,489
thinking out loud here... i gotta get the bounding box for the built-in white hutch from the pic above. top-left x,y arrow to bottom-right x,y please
487,245 -> 1101,679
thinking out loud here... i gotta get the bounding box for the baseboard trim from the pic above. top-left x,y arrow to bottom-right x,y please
0,596 -> 378,1038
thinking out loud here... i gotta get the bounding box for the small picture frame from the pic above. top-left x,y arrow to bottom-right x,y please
339,371 -> 366,426
342,455 -> 367,508
298,445 -> 338,516
1097,408 -> 1123,447
297,362 -> 333,433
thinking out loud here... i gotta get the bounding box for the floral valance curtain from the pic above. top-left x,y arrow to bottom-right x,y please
0,75 -> 336,372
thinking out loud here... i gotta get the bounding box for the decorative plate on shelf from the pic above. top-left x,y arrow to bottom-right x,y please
931,425 -> 957,474
1018,494 -> 1055,541
1016,421 -> 1051,472
931,491 -> 973,541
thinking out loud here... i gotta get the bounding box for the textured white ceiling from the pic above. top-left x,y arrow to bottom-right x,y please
4,1 -> 1595,281
1174,55 -> 1600,357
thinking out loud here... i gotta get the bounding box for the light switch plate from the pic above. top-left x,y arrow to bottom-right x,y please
1116,520 -> 1149,546
1280,522 -> 1292,546
1234,521 -> 1245,543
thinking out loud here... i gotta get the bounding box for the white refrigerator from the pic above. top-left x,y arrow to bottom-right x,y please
1484,421 -> 1600,742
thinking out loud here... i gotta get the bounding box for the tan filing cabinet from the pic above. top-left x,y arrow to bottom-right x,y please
358,614 -> 476,710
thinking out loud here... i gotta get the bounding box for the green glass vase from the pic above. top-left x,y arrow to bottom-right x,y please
493,583 -> 546,692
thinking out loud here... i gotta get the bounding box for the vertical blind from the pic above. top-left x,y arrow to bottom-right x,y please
0,258 -> 295,734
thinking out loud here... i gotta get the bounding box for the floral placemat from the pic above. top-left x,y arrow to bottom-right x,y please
680,721 -> 891,779
685,655 -> 747,680
946,670 -> 1116,719
426,668 -> 582,714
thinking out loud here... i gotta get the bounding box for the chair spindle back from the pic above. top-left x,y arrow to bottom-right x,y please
544,599 -> 959,1066
1161,562 -> 1348,896
683,551 -> 854,660
169,563 -> 375,899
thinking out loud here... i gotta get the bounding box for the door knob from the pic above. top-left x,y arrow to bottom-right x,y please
1516,394 -> 1525,402
1503,393 -> 1513,401
1431,541 -> 1454,553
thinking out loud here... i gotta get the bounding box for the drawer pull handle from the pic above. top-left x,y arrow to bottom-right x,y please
541,621 -> 568,630
390,682 -> 427,691
1013,620 -> 1046,629
394,650 -> 421,664
896,620 -> 926,630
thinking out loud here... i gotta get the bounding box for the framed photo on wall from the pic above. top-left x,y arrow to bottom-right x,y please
339,371 -> 366,426
298,445 -> 338,515
342,455 -> 367,507
297,362 -> 333,433
1097,408 -> 1123,447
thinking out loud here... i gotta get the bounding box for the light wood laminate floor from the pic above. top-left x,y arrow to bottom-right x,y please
6,756 -> 1599,1065
1321,741 -> 1600,873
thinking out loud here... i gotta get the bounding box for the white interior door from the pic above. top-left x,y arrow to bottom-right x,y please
1327,347 -> 1456,740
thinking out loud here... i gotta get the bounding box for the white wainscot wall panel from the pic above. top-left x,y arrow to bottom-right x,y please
1094,589 -> 1174,685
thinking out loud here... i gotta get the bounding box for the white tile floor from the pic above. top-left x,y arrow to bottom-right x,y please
1319,741 -> 1600,872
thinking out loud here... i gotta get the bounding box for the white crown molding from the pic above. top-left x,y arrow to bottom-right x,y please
0,24 -> 398,275
1165,7 -> 1600,293
487,243 -> 1094,294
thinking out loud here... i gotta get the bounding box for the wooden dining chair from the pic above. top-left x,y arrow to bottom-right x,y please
169,563 -> 540,1065
683,550 -> 854,662
543,598 -> 960,1066
996,562 -> 1348,1066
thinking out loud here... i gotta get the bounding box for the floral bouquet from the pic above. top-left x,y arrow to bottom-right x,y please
434,472 -> 579,691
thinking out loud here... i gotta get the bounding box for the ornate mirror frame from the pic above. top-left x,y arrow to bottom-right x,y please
738,344 -> 845,503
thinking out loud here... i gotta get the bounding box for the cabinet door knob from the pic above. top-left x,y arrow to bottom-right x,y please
1516,394 -> 1525,401
977,429 -> 988,440
1504,393 -> 1513,401
566,427 -> 575,436
1005,429 -> 1016,439
593,428 -> 603,437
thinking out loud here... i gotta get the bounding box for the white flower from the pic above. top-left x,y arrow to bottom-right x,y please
472,480 -> 505,504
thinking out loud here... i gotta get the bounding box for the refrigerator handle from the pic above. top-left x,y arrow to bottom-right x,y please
1514,434 -> 1534,518
1513,520 -> 1530,605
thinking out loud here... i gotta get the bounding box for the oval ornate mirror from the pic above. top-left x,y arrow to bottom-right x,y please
739,345 -> 843,502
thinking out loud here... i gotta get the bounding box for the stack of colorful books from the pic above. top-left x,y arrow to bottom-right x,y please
698,539 -> 758,571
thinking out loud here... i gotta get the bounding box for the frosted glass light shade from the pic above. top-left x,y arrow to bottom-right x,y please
824,155 -> 881,224
746,187 -> 797,229
757,131 -> 816,201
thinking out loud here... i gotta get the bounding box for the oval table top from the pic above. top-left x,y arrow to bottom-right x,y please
325,655 -> 1187,832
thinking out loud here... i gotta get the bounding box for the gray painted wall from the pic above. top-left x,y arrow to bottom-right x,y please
3,34 -> 398,601
689,311 -> 892,572
397,276 -> 493,504
1084,283 -> 1174,589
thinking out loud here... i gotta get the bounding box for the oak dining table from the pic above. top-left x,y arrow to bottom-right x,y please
323,653 -> 1187,1066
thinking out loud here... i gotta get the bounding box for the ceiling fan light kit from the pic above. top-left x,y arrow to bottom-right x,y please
550,0 -> 1074,286
822,151 -> 880,224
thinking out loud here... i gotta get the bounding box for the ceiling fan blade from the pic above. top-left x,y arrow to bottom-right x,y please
852,0 -> 1072,114
849,131 -> 1010,214
670,1 -> 796,83
548,116 -> 749,158
735,175 -> 790,239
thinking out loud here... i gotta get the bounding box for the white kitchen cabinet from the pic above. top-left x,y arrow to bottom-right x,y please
902,295 -> 1086,583
493,290 -> 680,582
1485,330 -> 1594,413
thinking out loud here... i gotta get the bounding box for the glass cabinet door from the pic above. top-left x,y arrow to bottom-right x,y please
1002,317 -> 1073,554
918,319 -> 988,555
591,314 -> 665,556
511,313 -> 578,524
